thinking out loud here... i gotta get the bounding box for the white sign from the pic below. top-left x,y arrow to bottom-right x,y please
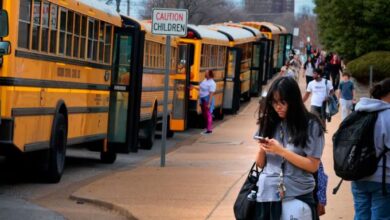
293,27 -> 299,36
152,9 -> 188,36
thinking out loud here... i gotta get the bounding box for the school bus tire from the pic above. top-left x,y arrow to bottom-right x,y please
100,150 -> 117,164
242,91 -> 251,102
214,108 -> 225,120
140,105 -> 157,150
44,113 -> 67,183
166,116 -> 174,138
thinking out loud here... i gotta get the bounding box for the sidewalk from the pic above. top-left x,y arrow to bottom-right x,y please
71,77 -> 368,219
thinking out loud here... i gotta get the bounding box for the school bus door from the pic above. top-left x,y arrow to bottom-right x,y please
223,48 -> 241,113
170,44 -> 192,131
107,28 -> 142,153
251,40 -> 268,94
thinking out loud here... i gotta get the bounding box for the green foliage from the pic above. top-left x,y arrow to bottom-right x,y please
314,0 -> 390,60
346,51 -> 390,83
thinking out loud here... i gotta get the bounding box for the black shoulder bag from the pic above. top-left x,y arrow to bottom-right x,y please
233,162 -> 262,220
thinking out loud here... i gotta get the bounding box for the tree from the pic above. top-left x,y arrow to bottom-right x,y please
294,6 -> 320,51
140,0 -> 248,25
314,0 -> 390,60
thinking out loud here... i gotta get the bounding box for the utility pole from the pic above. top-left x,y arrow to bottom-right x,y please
127,0 -> 130,16
116,0 -> 120,12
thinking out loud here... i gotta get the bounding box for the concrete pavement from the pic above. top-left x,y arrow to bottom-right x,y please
71,76 -> 367,219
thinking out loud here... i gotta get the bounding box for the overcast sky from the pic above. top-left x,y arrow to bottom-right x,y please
295,0 -> 315,14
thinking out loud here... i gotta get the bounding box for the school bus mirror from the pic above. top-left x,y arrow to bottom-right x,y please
0,41 -> 11,56
0,10 -> 9,38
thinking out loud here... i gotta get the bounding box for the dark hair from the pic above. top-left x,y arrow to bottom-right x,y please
314,68 -> 323,76
342,72 -> 350,77
258,77 -> 324,147
371,78 -> 390,99
207,70 -> 214,78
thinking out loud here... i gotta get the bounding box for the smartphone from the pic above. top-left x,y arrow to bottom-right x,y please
253,135 -> 268,143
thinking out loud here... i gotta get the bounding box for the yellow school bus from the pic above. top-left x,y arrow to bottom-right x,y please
208,24 -> 260,113
0,0 -> 175,182
219,23 -> 269,98
135,20 -> 177,149
241,21 -> 293,73
170,25 -> 229,131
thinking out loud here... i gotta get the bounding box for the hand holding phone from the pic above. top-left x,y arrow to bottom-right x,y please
253,135 -> 268,143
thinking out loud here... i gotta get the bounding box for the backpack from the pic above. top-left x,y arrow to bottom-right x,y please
332,110 -> 389,194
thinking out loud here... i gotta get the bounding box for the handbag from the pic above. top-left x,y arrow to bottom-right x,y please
233,162 -> 262,220
324,79 -> 339,117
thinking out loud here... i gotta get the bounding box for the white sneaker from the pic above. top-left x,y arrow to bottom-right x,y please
200,130 -> 212,135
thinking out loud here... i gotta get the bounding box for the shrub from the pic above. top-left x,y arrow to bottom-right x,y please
346,51 -> 390,84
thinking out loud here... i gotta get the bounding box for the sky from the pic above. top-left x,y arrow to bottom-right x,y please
295,0 -> 316,14
100,0 -> 316,19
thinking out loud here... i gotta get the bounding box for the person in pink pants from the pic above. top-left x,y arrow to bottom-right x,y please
199,70 -> 216,134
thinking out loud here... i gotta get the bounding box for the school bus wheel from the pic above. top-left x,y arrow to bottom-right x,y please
100,150 -> 117,164
166,115 -> 174,138
43,113 -> 67,183
214,107 -> 225,120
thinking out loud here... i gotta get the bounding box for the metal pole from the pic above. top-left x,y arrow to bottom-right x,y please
127,0 -> 130,16
369,65 -> 373,89
161,35 -> 171,167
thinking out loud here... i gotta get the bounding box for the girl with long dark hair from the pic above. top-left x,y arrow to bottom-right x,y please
254,77 -> 325,219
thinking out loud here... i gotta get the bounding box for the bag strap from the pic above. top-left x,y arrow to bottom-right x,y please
380,145 -> 389,195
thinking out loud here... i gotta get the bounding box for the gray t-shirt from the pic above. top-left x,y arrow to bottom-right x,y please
256,120 -> 324,202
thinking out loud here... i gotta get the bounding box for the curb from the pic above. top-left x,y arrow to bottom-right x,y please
69,194 -> 138,220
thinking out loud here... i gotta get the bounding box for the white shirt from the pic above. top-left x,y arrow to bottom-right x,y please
307,78 -> 333,107
285,68 -> 295,78
305,63 -> 314,77
199,79 -> 216,98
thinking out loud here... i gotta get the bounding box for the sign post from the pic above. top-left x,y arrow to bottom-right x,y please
152,8 -> 188,167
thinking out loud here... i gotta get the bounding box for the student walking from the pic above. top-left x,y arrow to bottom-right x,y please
351,78 -> 390,220
304,56 -> 316,86
338,72 -> 355,120
302,68 -> 334,127
254,77 -> 325,219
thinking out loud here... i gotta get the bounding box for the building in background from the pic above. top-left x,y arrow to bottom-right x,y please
244,0 -> 294,31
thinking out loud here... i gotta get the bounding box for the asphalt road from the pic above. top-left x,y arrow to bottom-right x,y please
0,127 -> 204,220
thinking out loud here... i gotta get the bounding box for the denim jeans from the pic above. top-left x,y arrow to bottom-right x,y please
352,181 -> 390,220
340,98 -> 353,121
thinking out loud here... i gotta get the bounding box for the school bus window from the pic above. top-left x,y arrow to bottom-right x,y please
152,43 -> 156,67
156,43 -> 159,68
58,8 -> 66,55
201,45 -> 206,67
157,43 -> 160,67
209,45 -> 214,67
87,19 -> 94,60
218,46 -> 226,67
41,1 -> 49,52
213,45 -> 218,66
170,47 -> 176,69
160,44 -> 165,68
144,42 -> 149,67
18,0 -> 32,49
93,19 -> 99,61
80,15 -> 87,59
49,3 -> 58,54
66,10 -> 74,57
98,21 -> 105,62
154,43 -> 158,67
31,0 -> 41,51
104,24 -> 112,63
73,13 -> 80,57
155,43 -> 158,67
